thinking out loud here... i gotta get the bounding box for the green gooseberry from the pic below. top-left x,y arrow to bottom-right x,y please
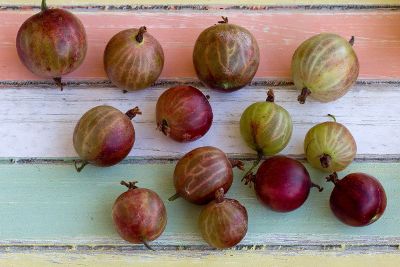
239,89 -> 293,181
292,33 -> 359,104
304,114 -> 357,173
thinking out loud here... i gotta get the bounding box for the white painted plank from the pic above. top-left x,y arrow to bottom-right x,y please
0,83 -> 397,158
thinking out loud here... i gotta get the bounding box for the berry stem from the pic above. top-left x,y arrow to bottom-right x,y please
241,151 -> 263,186
120,181 -> 138,190
158,119 -> 170,136
135,26 -> 147,43
242,173 -> 256,187
349,36 -> 355,46
218,16 -> 228,24
125,107 -> 142,120
327,114 -> 337,122
311,182 -> 324,192
142,239 -> 155,251
74,160 -> 88,173
326,172 -> 339,185
320,153 -> 332,169
41,0 -> 48,11
298,87 -> 311,104
168,192 -> 180,201
215,188 -> 225,203
266,89 -> 275,102
229,159 -> 245,171
54,77 -> 63,91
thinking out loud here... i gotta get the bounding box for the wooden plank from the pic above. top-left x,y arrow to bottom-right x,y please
0,161 -> 398,245
0,83 -> 398,158
1,1 -> 399,6
0,1 -> 398,264
1,11 -> 400,81
1,250 -> 400,267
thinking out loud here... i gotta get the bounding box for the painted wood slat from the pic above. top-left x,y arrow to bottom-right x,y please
1,11 -> 400,81
2,0 -> 400,6
1,251 -> 400,267
0,83 -> 398,158
0,162 -> 398,245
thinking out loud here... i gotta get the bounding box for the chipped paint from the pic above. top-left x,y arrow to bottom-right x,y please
0,1 -> 399,265
3,12 -> 400,81
0,162 -> 397,245
1,5 -> 400,11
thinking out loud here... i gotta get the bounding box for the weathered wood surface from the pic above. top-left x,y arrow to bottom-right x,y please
0,162 -> 398,246
2,250 -> 400,267
2,0 -> 400,6
1,1 -> 400,265
0,83 -> 398,158
1,11 -> 400,81
1,250 -> 400,267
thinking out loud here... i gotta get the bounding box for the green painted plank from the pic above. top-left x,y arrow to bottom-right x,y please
0,162 -> 398,245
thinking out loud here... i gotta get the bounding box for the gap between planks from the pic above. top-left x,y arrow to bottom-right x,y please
2,79 -> 400,89
0,244 -> 398,253
1,5 -> 400,12
0,154 -> 399,165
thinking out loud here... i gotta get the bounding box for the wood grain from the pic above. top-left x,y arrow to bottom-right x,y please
0,161 -> 398,246
1,11 -> 400,81
2,0 -> 400,6
0,83 -> 398,158
1,251 -> 400,267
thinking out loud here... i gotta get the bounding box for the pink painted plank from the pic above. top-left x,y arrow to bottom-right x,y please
1,11 -> 400,81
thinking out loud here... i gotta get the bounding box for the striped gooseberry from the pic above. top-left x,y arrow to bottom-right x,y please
304,114 -> 357,172
169,146 -> 244,205
104,26 -> 164,91
156,85 -> 213,142
73,105 -> 141,172
292,33 -> 359,104
16,0 -> 87,90
112,181 -> 167,250
240,89 -> 293,177
193,16 -> 260,92
198,188 -> 248,249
